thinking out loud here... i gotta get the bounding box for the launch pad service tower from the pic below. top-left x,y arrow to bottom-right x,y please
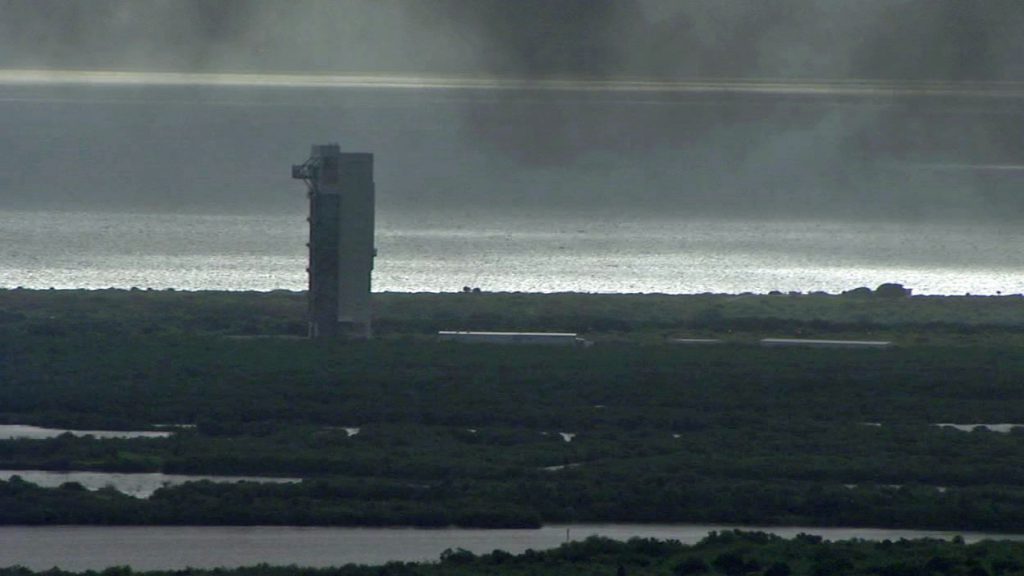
292,144 -> 375,339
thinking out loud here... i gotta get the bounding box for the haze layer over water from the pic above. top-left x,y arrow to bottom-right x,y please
2,4 -> 1022,294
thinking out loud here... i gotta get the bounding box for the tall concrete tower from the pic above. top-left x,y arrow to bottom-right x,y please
292,144 -> 375,338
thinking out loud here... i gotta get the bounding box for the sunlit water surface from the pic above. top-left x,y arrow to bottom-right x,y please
2,210 -> 1022,295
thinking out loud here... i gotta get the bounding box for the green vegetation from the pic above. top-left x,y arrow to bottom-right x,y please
3,289 -> 1024,529
5,287 -> 1024,343
6,531 -> 1024,575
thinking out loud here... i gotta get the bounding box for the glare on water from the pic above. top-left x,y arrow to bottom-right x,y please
2,210 -> 1021,295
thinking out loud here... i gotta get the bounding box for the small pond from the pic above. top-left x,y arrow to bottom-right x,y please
0,470 -> 301,498
0,424 -> 172,440
935,423 -> 1024,433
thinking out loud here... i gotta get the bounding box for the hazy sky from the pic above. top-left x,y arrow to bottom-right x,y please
3,0 -> 1023,80
0,0 -> 1022,220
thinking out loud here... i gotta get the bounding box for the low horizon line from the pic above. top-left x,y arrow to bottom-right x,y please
2,69 -> 1023,99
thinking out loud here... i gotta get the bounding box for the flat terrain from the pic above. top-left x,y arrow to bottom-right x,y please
3,289 -> 1024,530
5,287 -> 1024,343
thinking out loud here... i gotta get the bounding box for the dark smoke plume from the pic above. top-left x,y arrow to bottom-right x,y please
404,0 -> 1024,167
410,0 -> 633,79
2,0 -> 1023,81
1,0 -> 1023,219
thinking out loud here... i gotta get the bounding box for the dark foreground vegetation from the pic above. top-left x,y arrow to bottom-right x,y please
4,289 -> 1024,530
5,287 -> 1024,344
6,532 -> 1024,576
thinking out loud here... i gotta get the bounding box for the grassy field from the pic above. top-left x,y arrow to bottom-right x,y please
2,289 -> 1024,530
5,287 -> 1024,344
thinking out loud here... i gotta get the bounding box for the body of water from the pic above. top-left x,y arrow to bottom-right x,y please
0,425 -> 171,440
935,423 -> 1024,433
1,524 -> 1022,571
0,471 -> 300,498
2,210 -> 1022,295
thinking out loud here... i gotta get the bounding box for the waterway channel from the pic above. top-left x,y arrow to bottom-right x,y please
3,524 -> 1024,571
